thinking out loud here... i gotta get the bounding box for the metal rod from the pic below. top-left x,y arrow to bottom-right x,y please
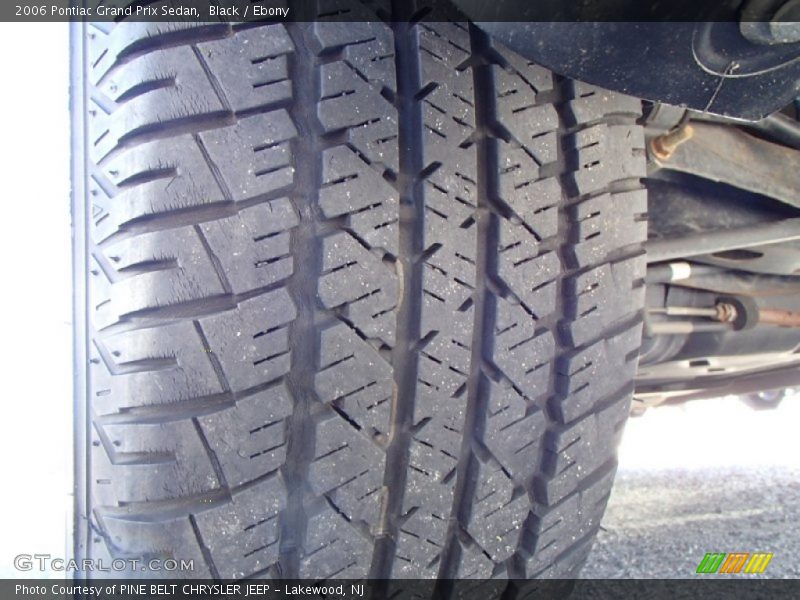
648,321 -> 731,335
669,307 -> 718,318
646,218 -> 800,263
649,306 -> 719,317
645,263 -> 800,296
759,308 -> 800,328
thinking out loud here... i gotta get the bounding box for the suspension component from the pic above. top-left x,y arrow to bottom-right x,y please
646,218 -> 800,263
650,123 -> 695,160
647,294 -> 800,336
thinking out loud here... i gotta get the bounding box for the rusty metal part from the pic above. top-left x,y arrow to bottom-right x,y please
646,299 -> 800,335
650,124 -> 694,160
715,302 -> 738,323
646,218 -> 800,263
759,308 -> 800,327
647,302 -> 740,327
711,301 -> 800,328
651,122 -> 800,209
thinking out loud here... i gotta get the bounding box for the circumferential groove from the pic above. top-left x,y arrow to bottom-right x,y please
368,7 -> 426,582
436,23 -> 499,586
277,22 -> 320,579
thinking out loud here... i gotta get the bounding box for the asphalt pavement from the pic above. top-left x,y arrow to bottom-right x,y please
580,392 -> 800,581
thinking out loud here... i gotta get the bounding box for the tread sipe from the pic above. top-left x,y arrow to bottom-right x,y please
73,4 -> 647,587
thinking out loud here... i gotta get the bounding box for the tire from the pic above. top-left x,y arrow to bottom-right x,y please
73,10 -> 647,583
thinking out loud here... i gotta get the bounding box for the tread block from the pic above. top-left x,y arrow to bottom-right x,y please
569,189 -> 647,268
318,59 -> 399,172
199,289 -> 297,392
492,66 -> 558,147
90,44 -> 223,161
540,403 -> 628,506
319,231 -> 398,345
91,420 -> 217,505
489,38 -> 555,97
521,468 -> 615,577
564,254 -> 646,347
419,241 -> 476,339
319,145 -> 399,256
312,20 -> 397,95
466,458 -> 528,563
102,226 -> 225,317
90,25 -> 294,162
497,222 -> 560,318
484,380 -> 547,481
456,545 -> 495,578
315,322 -> 394,437
88,253 -> 116,330
300,503 -> 372,579
97,111 -> 297,235
200,198 -> 299,294
199,111 -> 298,201
418,22 -> 472,86
87,22 -> 222,82
99,135 -> 224,235
488,40 -> 558,166
394,505 -> 447,577
417,329 -> 472,398
308,412 -> 386,530
199,383 -> 294,487
494,299 -> 555,396
197,25 -> 294,112
554,323 -> 642,424
567,82 -> 643,124
496,145 -> 561,236
524,536 -> 594,580
97,515 -> 211,578
194,474 -> 287,579
91,321 -> 223,415
567,123 -> 646,196
88,176 -> 117,245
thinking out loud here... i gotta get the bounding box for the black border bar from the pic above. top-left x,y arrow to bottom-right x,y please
6,0 -> 800,22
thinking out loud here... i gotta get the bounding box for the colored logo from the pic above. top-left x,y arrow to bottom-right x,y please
696,552 -> 773,574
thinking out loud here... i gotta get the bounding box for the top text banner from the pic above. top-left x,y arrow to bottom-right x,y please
3,0 -> 797,22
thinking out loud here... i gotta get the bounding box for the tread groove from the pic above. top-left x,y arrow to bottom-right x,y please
369,10 -> 426,581
437,24 -> 496,582
277,22 -> 319,579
